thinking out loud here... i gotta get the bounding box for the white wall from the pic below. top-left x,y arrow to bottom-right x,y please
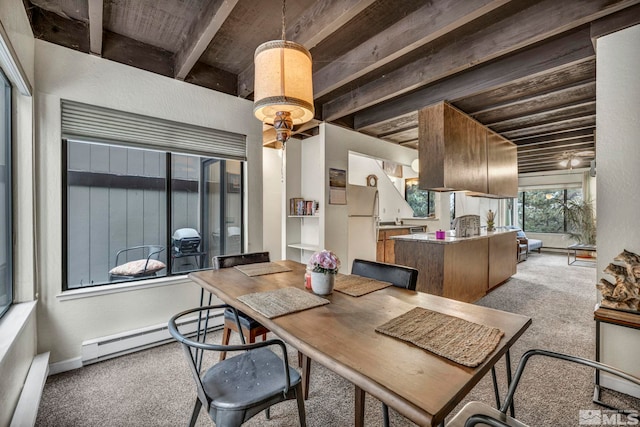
34,40 -> 263,364
347,154 -> 414,221
262,148 -> 283,260
0,0 -> 37,422
596,23 -> 640,397
323,124 -> 417,273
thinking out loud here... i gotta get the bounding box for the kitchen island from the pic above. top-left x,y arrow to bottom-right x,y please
391,229 -> 517,303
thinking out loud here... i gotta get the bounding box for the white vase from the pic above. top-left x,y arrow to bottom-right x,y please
310,271 -> 335,295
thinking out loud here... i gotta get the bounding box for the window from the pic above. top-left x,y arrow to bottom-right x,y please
405,178 -> 435,217
518,188 -> 582,233
0,69 -> 11,317
64,140 -> 243,290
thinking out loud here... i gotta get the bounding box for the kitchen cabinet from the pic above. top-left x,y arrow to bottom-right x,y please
487,132 -> 518,197
392,230 -> 517,303
376,227 -> 411,263
418,102 -> 517,197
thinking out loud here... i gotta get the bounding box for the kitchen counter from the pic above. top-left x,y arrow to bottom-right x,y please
393,230 -> 518,303
377,225 -> 418,230
390,228 -> 514,244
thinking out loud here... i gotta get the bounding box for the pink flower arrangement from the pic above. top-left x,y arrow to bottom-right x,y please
307,250 -> 341,274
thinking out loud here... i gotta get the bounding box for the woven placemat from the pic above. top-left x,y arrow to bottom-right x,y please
237,287 -> 330,319
234,262 -> 292,277
375,307 -> 504,367
334,274 -> 392,297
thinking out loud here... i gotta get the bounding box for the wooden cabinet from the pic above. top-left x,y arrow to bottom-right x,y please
393,231 -> 517,303
419,102 -> 487,193
377,228 -> 410,263
418,102 -> 517,197
487,132 -> 518,197
488,231 -> 518,289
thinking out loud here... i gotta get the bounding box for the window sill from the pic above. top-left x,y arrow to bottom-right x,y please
57,275 -> 196,301
0,301 -> 37,364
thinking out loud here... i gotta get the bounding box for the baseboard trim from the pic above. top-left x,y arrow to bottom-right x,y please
48,356 -> 82,376
10,352 -> 50,427
600,373 -> 640,400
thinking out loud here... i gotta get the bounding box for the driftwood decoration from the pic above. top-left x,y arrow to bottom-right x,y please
597,249 -> 640,311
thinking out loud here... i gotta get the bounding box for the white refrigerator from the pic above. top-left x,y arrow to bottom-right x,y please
347,184 -> 379,271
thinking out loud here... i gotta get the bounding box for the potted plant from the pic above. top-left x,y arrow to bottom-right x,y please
562,197 -> 596,252
486,209 -> 496,232
307,250 -> 341,295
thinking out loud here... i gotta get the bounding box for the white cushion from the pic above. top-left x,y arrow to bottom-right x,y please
109,259 -> 166,276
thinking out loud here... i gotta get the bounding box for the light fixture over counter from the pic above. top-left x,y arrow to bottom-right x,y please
253,0 -> 314,147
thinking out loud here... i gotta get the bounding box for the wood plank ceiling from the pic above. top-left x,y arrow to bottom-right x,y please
22,0 -> 640,174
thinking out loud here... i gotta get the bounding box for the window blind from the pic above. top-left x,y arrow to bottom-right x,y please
61,100 -> 246,160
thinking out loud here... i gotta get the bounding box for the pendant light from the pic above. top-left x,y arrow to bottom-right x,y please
253,0 -> 314,147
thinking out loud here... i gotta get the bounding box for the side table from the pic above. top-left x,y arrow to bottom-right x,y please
594,305 -> 640,410
568,243 -> 596,265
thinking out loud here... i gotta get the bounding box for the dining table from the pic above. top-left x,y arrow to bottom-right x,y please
189,260 -> 531,427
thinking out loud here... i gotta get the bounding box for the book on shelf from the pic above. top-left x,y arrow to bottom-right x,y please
289,198 -> 319,216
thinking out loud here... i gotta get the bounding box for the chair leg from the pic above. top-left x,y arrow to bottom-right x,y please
189,397 -> 202,427
301,354 -> 311,399
219,325 -> 232,361
382,403 -> 390,427
354,385 -> 365,427
295,383 -> 307,427
265,407 -> 271,420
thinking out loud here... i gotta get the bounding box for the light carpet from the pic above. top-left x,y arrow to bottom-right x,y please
35,253 -> 640,426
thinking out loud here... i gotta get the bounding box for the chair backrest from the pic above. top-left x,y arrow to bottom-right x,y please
213,251 -> 270,269
351,259 -> 418,290
114,244 -> 165,267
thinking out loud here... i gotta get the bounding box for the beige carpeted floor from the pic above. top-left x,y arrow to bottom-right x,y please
35,253 -> 640,426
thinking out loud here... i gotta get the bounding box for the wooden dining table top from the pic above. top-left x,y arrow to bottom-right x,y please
189,260 -> 531,426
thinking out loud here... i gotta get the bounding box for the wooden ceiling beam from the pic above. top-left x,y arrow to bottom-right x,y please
88,0 -> 103,55
590,3 -> 640,43
352,29 -> 594,130
102,30 -> 173,77
517,145 -> 595,160
470,81 -> 595,124
511,127 -> 594,144
237,0 -> 377,98
517,139 -> 594,154
312,0 -> 510,98
174,0 -> 238,80
488,101 -> 596,132
501,115 -> 596,139
454,59 -> 595,113
324,0 -> 636,122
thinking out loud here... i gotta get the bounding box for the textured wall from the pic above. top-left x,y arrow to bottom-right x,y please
596,23 -> 640,398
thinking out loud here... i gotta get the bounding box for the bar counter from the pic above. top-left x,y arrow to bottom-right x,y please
390,229 -> 518,303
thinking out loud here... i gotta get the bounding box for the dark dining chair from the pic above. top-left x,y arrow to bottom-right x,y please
447,349 -> 640,427
351,258 -> 418,426
168,304 -> 306,427
351,258 -> 418,291
212,252 -> 271,361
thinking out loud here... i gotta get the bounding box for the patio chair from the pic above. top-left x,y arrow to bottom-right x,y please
108,245 -> 165,282
168,304 -> 306,427
447,349 -> 640,427
351,259 -> 419,427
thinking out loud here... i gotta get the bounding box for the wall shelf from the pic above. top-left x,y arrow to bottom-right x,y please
288,215 -> 320,218
287,243 -> 320,251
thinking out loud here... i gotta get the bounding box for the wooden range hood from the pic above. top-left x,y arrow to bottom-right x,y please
418,102 -> 517,198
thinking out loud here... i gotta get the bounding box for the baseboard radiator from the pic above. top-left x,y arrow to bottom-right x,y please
81,309 -> 224,365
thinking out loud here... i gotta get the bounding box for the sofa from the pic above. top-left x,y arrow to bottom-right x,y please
505,226 -> 543,254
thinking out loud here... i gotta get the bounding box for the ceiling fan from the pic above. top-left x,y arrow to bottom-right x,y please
557,150 -> 595,169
